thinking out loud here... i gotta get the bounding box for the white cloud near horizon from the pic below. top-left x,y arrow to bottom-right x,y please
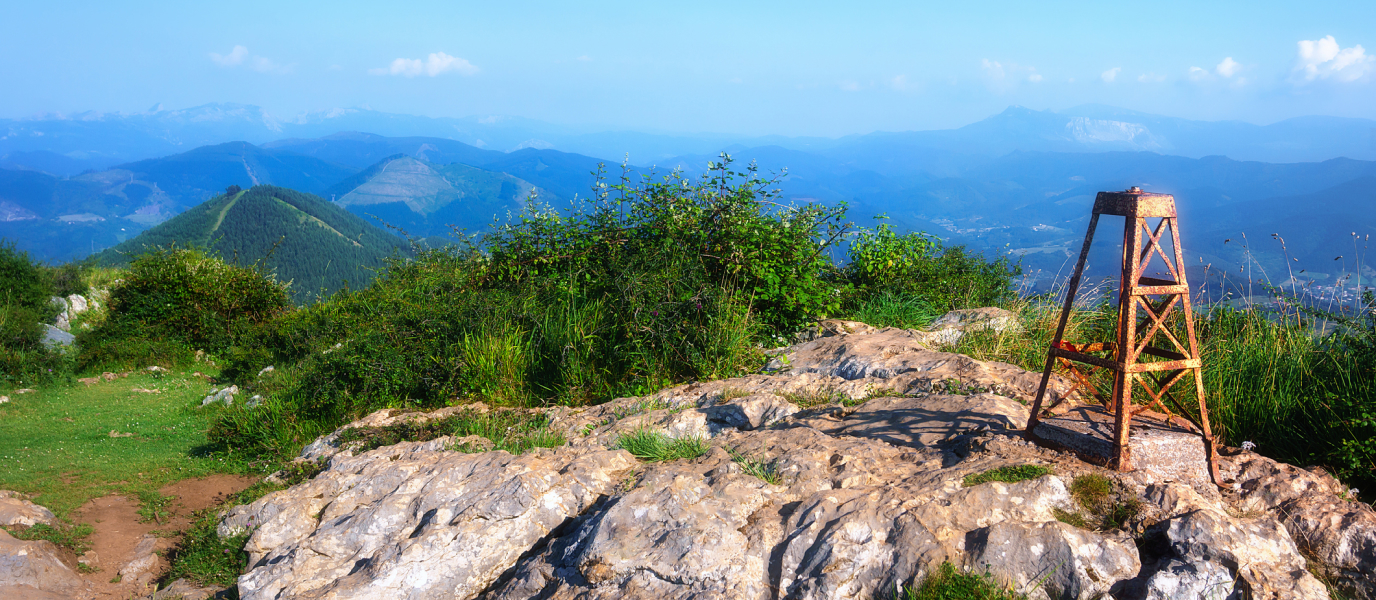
369,52 -> 479,77
210,45 -> 248,66
1297,36 -> 1373,82
1216,57 -> 1240,78
209,45 -> 291,74
981,59 -> 1040,85
1101,67 -> 1121,82
1137,72 -> 1166,83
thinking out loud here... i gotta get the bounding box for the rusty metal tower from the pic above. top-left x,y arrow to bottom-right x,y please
1025,187 -> 1220,485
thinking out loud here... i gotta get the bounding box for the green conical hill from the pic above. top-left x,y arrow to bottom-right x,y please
97,185 -> 411,303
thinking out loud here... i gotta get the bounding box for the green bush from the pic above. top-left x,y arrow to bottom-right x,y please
0,241 -> 71,386
0,241 -> 56,350
76,246 -> 290,371
46,260 -> 92,298
206,158 -> 1024,459
844,220 -> 1021,312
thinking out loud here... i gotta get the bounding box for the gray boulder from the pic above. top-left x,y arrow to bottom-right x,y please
0,529 -> 88,598
39,324 -> 74,348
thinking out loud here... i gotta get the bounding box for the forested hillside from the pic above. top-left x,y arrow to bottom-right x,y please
97,185 -> 409,302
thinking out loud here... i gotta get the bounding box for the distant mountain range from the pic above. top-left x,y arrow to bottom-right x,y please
3,103 -> 1373,175
2,103 -> 1373,299
97,185 -> 409,303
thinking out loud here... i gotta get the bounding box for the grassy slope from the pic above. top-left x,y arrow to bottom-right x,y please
0,369 -> 248,517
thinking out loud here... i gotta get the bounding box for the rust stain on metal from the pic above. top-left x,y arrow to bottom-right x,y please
1026,187 -> 1221,486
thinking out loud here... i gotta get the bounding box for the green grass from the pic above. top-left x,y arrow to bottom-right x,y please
0,369 -> 257,517
162,480 -> 283,588
962,465 -> 1051,487
332,408 -> 568,456
849,291 -> 942,330
615,429 -> 709,462
1054,474 -> 1141,532
781,388 -> 845,409
950,296 -> 1376,492
729,448 -> 784,484
0,522 -> 94,555
136,490 -> 175,525
899,561 -> 1025,600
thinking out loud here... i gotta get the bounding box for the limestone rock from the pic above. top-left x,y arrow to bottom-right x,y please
967,520 -> 1139,600
219,314 -> 1369,600
228,443 -> 637,600
1226,455 -> 1376,598
149,577 -> 223,600
119,534 -> 160,589
199,385 -> 239,407
0,529 -> 87,598
1143,483 -> 1329,600
0,492 -> 56,528
39,324 -> 73,348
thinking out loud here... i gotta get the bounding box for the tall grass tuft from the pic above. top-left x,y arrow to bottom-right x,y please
950,286 -> 1376,492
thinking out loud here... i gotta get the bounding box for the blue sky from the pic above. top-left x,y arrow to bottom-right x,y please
4,0 -> 1374,136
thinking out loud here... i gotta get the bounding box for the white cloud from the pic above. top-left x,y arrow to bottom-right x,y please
981,59 -> 1040,88
1188,66 -> 1209,81
1137,73 -> 1166,83
838,80 -> 861,91
1297,36 -> 1373,82
981,59 -> 1005,80
209,45 -> 291,73
1216,57 -> 1240,78
575,55 -> 592,62
210,45 -> 249,67
369,52 -> 479,77
1101,67 -> 1121,83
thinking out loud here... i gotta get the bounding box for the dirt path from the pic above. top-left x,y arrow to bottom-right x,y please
72,474 -> 259,599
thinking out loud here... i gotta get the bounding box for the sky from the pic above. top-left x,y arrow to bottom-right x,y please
3,0 -> 1374,137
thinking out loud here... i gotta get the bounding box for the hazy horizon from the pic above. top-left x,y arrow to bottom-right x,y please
5,1 -> 1374,138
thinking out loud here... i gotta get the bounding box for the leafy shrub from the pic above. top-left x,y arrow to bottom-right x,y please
207,158 -> 1024,459
46,260 -> 92,298
0,241 -> 71,385
76,245 -> 290,371
844,220 -> 1021,312
0,242 -> 56,349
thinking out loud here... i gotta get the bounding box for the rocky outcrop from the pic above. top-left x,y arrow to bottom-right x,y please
0,528 -> 88,599
215,314 -> 1370,600
0,492 -> 56,528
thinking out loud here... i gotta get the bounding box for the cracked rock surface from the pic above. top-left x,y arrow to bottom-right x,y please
222,322 -> 1373,600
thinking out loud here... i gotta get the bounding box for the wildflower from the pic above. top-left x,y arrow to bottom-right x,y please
1241,441 -> 1256,451
223,549 -> 230,554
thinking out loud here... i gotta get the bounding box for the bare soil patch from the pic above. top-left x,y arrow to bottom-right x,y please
72,474 -> 258,599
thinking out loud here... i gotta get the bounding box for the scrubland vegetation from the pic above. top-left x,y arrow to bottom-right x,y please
2,156 -> 1373,505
